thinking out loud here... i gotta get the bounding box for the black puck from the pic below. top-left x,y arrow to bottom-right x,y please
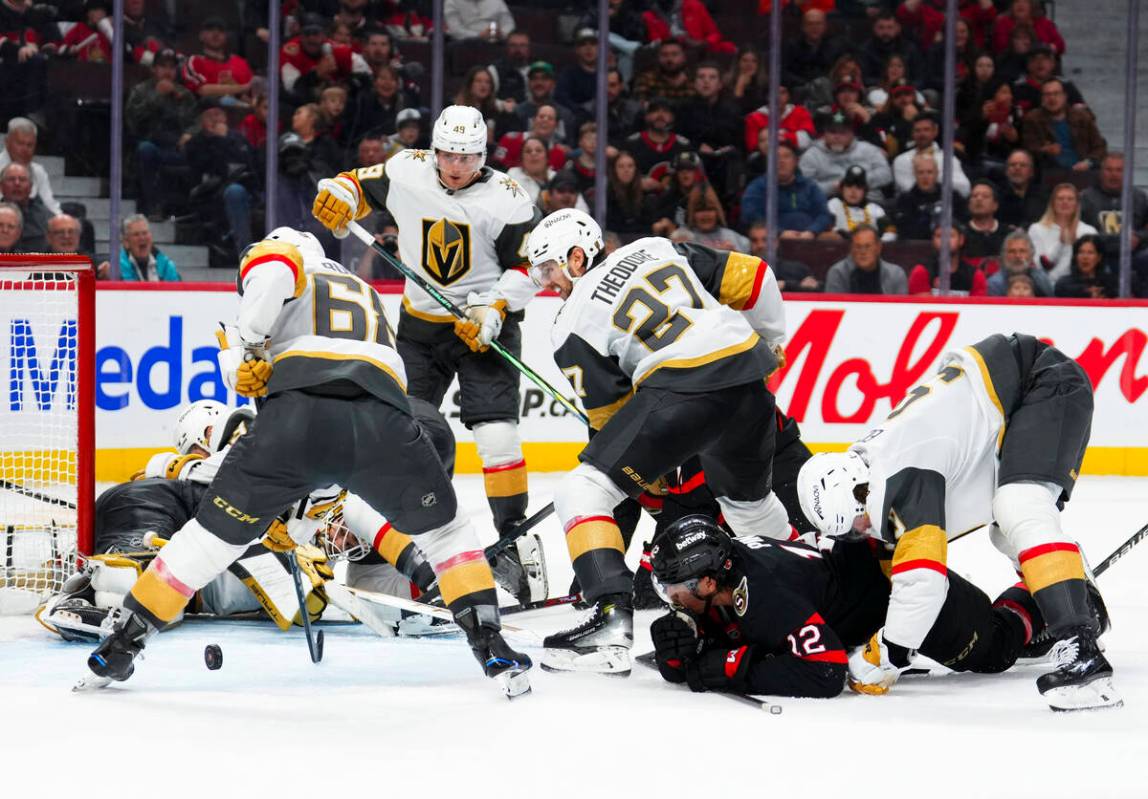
204,643 -> 223,670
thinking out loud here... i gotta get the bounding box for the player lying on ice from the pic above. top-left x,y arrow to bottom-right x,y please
647,514 -> 1046,698
796,333 -> 1119,712
522,208 -> 793,675
40,398 -> 458,641
78,227 -> 531,694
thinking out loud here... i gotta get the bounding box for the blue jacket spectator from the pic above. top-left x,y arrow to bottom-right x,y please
116,215 -> 181,281
742,142 -> 833,235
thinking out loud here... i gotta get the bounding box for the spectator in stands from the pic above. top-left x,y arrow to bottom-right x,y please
495,105 -> 569,170
828,166 -> 893,240
1081,152 -> 1148,274
633,39 -> 695,105
600,68 -> 642,147
892,112 -> 971,196
991,0 -> 1064,57
1054,235 -> 1117,299
182,17 -> 253,104
240,91 -> 269,151
280,14 -> 370,104
577,0 -> 646,81
624,98 -> 694,193
517,62 -> 576,144
489,29 -> 530,103
381,2 -> 433,41
507,136 -> 557,205
684,188 -> 749,251
872,81 -> 923,160
362,29 -> 400,72
868,53 -> 924,109
55,1 -> 115,63
641,0 -> 733,55
566,122 -> 600,195
825,225 -> 908,294
278,105 -> 341,245
45,213 -> 82,255
538,171 -> 590,215
922,17 -> 978,94
893,152 -> 958,240
986,229 -> 1053,296
0,163 -> 48,250
961,79 -> 1022,169
824,81 -> 881,146
0,0 -> 50,122
908,224 -> 987,296
122,0 -> 171,65
113,215 -> 180,282
457,64 -> 519,139
676,61 -> 742,198
355,214 -> 402,280
860,12 -> 923,88
744,84 -> 815,154
444,0 -> 515,41
0,117 -> 59,214
742,141 -> 833,239
127,50 -> 197,219
747,223 -> 821,291
964,180 -> 1007,259
996,148 -> 1047,229
781,9 -> 842,98
318,85 -> 349,148
0,203 -> 23,254
744,127 -> 781,182
345,65 -> 412,145
384,109 -> 424,157
1021,79 -> 1106,172
994,22 -> 1035,85
555,29 -> 599,111
800,112 -> 892,201
956,52 -> 998,122
806,53 -> 865,113
604,150 -> 656,235
652,151 -> 703,233
1028,183 -> 1098,281
183,100 -> 255,254
1013,44 -> 1085,115
899,0 -> 998,52
726,46 -> 769,116
1006,273 -> 1036,297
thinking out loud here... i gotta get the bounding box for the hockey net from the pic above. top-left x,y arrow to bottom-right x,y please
0,257 -> 94,614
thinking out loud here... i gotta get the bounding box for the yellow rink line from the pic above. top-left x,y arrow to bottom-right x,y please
61,443 -> 1148,484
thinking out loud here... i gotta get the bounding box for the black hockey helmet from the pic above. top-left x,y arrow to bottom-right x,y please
650,515 -> 734,586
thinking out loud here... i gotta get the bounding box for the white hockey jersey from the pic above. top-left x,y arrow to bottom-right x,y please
552,236 -> 786,429
348,151 -> 542,320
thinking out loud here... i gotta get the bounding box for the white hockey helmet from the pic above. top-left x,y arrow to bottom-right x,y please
174,400 -> 228,455
432,105 -> 488,164
796,451 -> 871,538
265,226 -> 325,262
526,208 -> 603,289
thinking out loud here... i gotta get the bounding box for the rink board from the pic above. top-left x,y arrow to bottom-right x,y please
2,283 -> 1144,480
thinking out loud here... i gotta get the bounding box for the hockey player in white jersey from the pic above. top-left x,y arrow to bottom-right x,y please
311,105 -> 545,606
797,332 -> 1119,711
83,228 -> 530,693
524,209 -> 792,674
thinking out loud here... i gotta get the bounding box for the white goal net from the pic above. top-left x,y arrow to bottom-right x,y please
0,259 -> 93,614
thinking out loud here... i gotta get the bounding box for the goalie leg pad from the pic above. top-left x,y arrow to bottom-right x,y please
716,492 -> 790,540
554,464 -> 632,603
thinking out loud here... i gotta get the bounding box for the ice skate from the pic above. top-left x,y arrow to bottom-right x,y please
455,606 -> 533,699
78,610 -> 154,690
541,593 -> 633,675
490,532 -> 548,605
1036,628 -> 1122,712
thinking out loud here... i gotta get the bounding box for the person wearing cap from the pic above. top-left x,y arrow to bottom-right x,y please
539,170 -> 591,215
181,17 -> 254,101
555,28 -> 600,110
651,150 -> 703,233
743,84 -> 815,154
623,98 -> 695,194
908,223 -> 987,296
280,13 -> 370,101
516,61 -> 577,143
383,108 -> 424,157
891,112 -> 971,197
828,166 -> 893,240
800,111 -> 892,202
742,141 -> 833,239
860,12 -> 922,87
825,224 -> 908,295
126,49 -> 197,219
443,0 -> 515,41
633,38 -> 696,105
54,0 -> 113,62
1013,44 -> 1085,114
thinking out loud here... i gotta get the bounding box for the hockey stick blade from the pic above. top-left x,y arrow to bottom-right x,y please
1093,520 -> 1148,578
334,584 -> 531,635
634,651 -> 782,714
500,593 -> 582,616
1,479 -> 77,510
286,551 -> 323,664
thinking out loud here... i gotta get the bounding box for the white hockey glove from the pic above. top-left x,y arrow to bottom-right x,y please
848,629 -> 913,695
313,175 -> 363,239
454,291 -> 508,353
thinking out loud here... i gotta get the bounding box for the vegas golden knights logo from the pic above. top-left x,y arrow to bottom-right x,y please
421,218 -> 472,285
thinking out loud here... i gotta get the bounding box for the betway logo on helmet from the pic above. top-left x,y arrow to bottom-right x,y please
677,530 -> 708,549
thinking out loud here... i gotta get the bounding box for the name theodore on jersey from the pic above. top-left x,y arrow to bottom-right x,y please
590,249 -> 658,305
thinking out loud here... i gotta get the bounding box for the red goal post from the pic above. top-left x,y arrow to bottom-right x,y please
0,255 -> 94,614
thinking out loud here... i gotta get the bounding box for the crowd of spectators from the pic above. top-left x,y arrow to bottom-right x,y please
0,0 -> 1144,296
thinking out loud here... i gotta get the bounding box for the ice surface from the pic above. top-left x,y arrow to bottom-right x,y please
2,475 -> 1146,798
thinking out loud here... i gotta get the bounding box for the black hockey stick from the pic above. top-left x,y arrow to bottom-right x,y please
484,502 -> 557,561
286,551 -> 324,663
500,593 -> 582,616
1093,519 -> 1148,578
345,220 -> 590,425
634,652 -> 783,714
0,479 -> 77,510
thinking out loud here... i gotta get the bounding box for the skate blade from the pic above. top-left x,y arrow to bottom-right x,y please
1044,677 -> 1123,712
498,669 -> 532,700
540,646 -> 631,676
72,673 -> 113,692
397,617 -> 459,638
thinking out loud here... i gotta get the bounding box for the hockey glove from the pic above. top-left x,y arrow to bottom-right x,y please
651,611 -> 705,682
262,518 -> 296,553
234,351 -> 273,398
313,175 -> 366,237
454,292 -> 508,353
847,629 -> 913,695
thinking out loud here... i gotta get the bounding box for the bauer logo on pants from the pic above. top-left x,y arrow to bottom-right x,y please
421,218 -> 472,285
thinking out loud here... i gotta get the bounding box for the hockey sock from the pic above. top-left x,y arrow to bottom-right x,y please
417,511 -> 498,615
474,421 -> 528,536
554,464 -> 633,602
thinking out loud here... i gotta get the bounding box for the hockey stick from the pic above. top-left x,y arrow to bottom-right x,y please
499,593 -> 581,616
484,501 -> 557,561
1093,519 -> 1148,578
346,220 -> 590,425
634,651 -> 783,714
0,479 -> 77,510
286,550 -> 325,663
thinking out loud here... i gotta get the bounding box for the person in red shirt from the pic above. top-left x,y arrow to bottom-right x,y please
908,223 -> 988,296
896,0 -> 998,52
55,0 -> 113,63
280,13 -> 370,102
991,0 -> 1065,56
182,17 -> 253,103
743,84 -> 815,153
643,0 -> 735,55
494,104 -> 568,170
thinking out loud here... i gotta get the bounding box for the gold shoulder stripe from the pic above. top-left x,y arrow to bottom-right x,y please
719,252 -> 766,310
240,240 -> 307,298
